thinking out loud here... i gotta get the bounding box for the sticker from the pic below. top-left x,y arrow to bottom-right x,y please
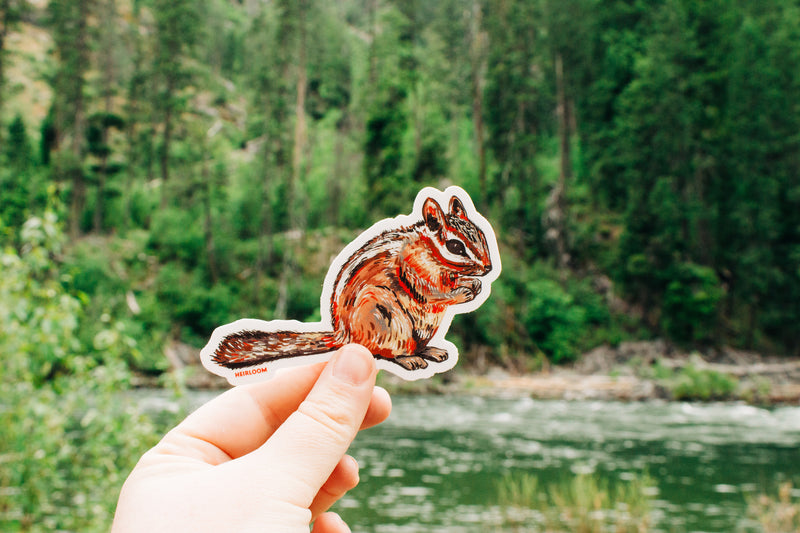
200,185 -> 502,385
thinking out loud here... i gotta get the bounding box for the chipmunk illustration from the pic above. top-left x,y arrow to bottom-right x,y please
201,186 -> 501,384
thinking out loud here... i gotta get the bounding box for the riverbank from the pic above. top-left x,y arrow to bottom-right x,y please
458,341 -> 800,404
155,340 -> 800,404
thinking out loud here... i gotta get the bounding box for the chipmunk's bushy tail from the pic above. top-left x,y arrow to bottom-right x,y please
211,330 -> 340,369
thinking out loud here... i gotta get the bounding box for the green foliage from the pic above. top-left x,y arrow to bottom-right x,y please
6,113 -> 33,169
364,83 -> 412,216
0,211 -> 173,532
497,471 -> 654,532
148,208 -> 204,266
466,256 -> 633,365
0,367 -> 163,532
582,0 -> 800,354
662,263 -> 724,343
523,278 -> 588,364
653,361 -> 739,401
3,0 -> 800,375
153,262 -> 234,340
0,213 -> 82,382
0,115 -> 37,232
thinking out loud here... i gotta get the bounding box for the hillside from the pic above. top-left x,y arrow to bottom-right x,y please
1,0 -> 799,385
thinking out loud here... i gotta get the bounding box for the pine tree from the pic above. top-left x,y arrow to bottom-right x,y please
48,0 -> 92,238
0,0 -> 28,146
152,0 -> 202,206
484,0 -> 550,256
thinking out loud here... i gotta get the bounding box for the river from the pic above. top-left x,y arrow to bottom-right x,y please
153,392 -> 800,532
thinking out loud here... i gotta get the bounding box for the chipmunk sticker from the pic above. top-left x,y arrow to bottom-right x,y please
200,186 -> 501,384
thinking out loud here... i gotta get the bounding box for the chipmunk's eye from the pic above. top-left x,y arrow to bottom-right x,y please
446,239 -> 468,257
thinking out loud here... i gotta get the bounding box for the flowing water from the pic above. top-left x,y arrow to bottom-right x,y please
165,392 -> 800,532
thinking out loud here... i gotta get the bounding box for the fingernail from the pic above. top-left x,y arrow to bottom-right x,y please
332,345 -> 374,385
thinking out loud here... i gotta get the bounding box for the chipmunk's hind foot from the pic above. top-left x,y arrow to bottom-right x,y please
417,346 -> 448,362
383,354 -> 428,370
374,348 -> 448,371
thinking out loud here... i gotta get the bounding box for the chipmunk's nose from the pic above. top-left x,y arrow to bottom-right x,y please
483,263 -> 492,275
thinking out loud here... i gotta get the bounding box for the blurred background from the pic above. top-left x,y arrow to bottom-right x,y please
1,0 -> 799,531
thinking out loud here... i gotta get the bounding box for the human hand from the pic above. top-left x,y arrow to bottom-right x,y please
112,344 -> 391,533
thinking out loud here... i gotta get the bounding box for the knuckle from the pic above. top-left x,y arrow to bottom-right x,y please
296,397 -> 358,443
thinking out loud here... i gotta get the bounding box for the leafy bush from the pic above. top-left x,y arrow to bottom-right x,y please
0,211 -> 173,532
468,257 -> 632,366
661,262 -> 724,344
65,242 -> 119,296
523,278 -> 589,363
670,364 -> 738,401
154,263 -> 235,340
147,208 -> 204,266
0,214 -> 82,382
653,361 -> 739,401
0,368 -> 164,532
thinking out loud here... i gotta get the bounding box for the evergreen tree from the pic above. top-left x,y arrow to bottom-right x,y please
0,0 -> 28,143
152,0 -> 203,206
0,114 -> 33,230
484,0 -> 551,257
48,0 -> 92,238
363,4 -> 415,216
719,1 -> 800,351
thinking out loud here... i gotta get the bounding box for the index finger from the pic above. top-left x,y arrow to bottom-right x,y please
148,360 -> 391,466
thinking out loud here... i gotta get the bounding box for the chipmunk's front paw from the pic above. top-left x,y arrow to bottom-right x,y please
454,278 -> 481,303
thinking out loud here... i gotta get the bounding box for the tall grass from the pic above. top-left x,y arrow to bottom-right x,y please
747,481 -> 800,532
497,471 -> 654,533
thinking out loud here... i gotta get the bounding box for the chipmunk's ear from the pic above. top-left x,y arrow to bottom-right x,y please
423,197 -> 446,233
449,196 -> 469,220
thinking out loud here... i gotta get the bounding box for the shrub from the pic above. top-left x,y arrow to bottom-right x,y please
670,364 -> 738,401
147,208 -> 204,266
653,361 -> 739,401
661,262 -> 724,344
154,263 -> 235,341
522,279 -> 588,364
0,211 -> 174,532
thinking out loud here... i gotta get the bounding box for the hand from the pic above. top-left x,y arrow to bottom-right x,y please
112,344 -> 391,533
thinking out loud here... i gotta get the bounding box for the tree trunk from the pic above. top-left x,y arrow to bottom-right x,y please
291,3 -> 307,224
0,0 -> 9,148
124,66 -> 141,230
469,0 -> 487,208
255,136 -> 274,307
69,0 -> 90,239
547,52 -> 571,271
275,0 -> 308,319
368,0 -> 377,88
94,0 -> 116,233
202,140 -> 219,283
159,74 -> 174,208
556,54 -> 572,186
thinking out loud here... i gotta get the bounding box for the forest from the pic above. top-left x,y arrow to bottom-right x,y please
1,0 -> 799,530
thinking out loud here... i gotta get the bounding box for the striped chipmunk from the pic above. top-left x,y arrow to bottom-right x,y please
200,186 -> 501,384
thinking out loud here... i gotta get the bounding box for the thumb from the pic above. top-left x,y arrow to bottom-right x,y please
237,344 -> 377,510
